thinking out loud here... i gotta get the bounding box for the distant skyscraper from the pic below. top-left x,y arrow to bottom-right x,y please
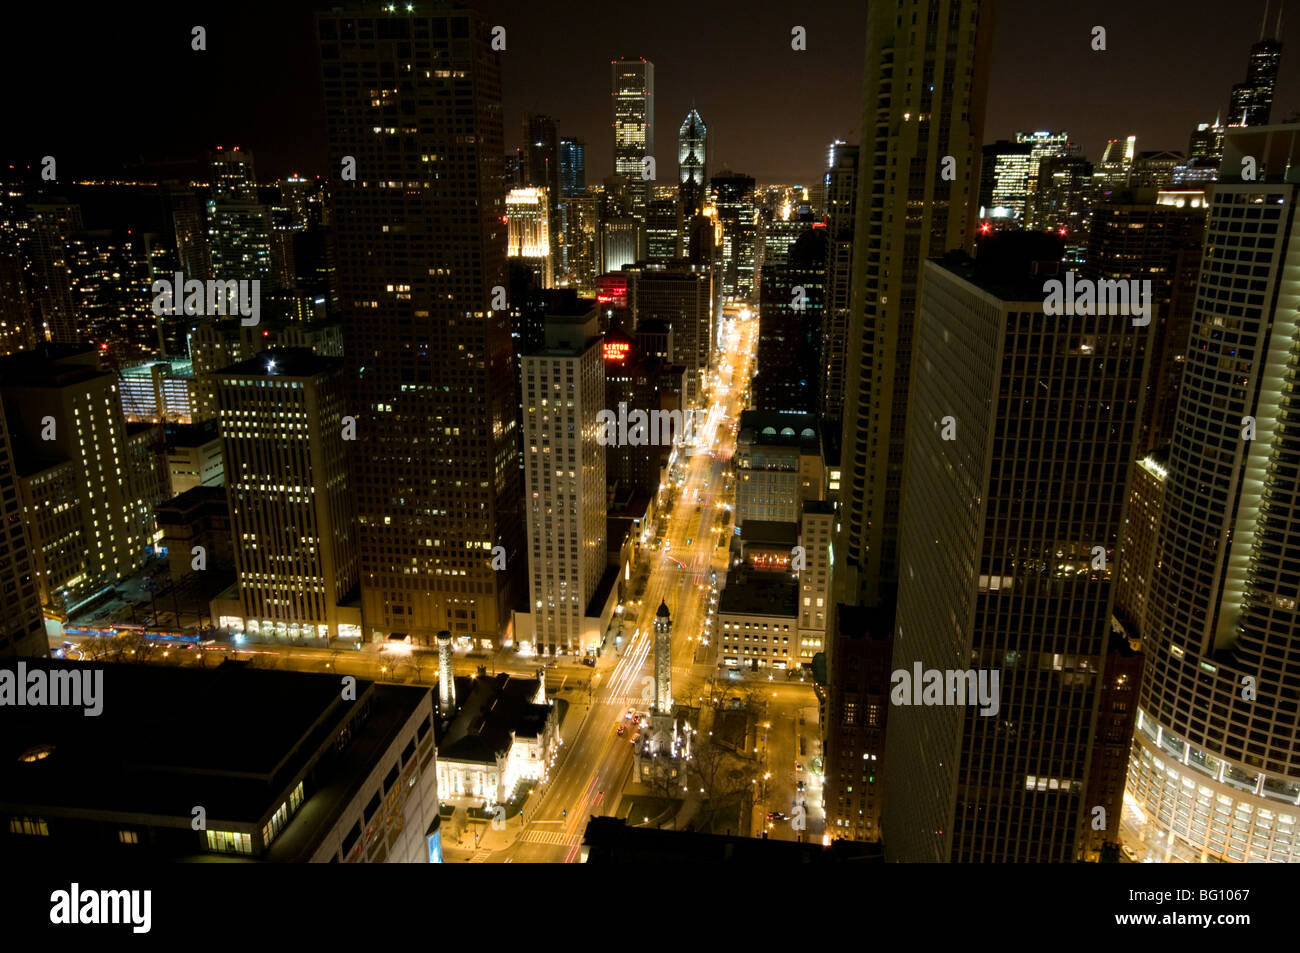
755,226 -> 825,414
507,187 -> 553,288
1129,126 -> 1300,864
678,107 -> 708,216
886,235 -> 1146,861
710,171 -> 757,300
1027,154 -> 1093,235
645,197 -> 681,261
559,138 -> 586,198
1228,10 -> 1283,125
216,349 -> 359,643
820,143 -> 858,432
317,4 -> 522,648
524,114 -> 562,257
612,58 -> 654,216
522,311 -> 605,656
206,147 -> 273,283
978,139 -> 1032,220
0,406 -> 46,658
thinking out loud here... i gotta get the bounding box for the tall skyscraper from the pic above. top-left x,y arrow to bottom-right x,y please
317,4 -> 522,648
612,58 -> 654,216
1228,10 -> 1283,126
710,171 -> 757,300
885,235 -> 1146,861
216,349 -> 359,643
1128,126 -> 1300,864
0,407 -> 46,659
506,186 -> 553,288
524,114 -> 562,259
978,139 -> 1032,220
821,143 -> 858,433
755,226 -> 825,414
559,138 -> 586,198
835,0 -> 994,608
678,107 -> 708,216
522,311 -> 605,656
206,147 -> 273,283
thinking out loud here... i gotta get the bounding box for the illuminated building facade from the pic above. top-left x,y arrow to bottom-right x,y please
678,107 -> 707,216
886,240 -> 1146,861
317,5 -> 523,648
507,187 -> 554,288
612,58 -> 654,216
1228,30 -> 1282,126
734,411 -> 823,529
710,171 -> 757,300
522,311 -> 606,656
978,140 -> 1032,220
1129,126 -> 1300,864
821,143 -> 857,432
216,348 -> 360,643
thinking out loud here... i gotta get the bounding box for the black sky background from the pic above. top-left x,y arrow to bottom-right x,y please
3,1 -> 1298,185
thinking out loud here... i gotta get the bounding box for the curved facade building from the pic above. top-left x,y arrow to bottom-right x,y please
1130,126 -> 1300,862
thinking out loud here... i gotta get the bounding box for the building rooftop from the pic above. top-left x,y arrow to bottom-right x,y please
582,816 -> 883,862
718,574 -> 798,619
218,347 -> 342,379
741,520 -> 799,548
437,673 -> 548,766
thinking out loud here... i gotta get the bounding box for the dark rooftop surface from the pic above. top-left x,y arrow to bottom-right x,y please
0,660 -> 384,823
166,420 -> 221,448
217,347 -> 342,378
741,520 -> 799,547
437,673 -> 548,765
718,574 -> 798,618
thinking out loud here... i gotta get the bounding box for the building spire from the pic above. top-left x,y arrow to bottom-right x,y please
1262,0 -> 1271,41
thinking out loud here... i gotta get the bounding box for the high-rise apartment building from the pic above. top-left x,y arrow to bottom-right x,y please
0,408 -> 47,658
885,236 -> 1147,861
317,4 -> 522,648
836,0 -> 994,608
522,311 -> 605,656
821,143 -> 858,433
206,147 -> 273,283
1128,126 -> 1300,864
215,349 -> 359,643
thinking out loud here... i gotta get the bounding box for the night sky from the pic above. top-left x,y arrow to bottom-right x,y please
4,0 -> 1298,184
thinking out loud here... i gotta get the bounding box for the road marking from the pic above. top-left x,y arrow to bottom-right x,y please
521,829 -> 580,846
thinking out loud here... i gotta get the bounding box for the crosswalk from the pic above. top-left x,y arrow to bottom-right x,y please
520,828 -> 580,847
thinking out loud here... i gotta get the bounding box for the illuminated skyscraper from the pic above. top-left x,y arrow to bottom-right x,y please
710,171 -> 756,300
1228,9 -> 1283,126
522,311 -> 605,656
507,187 -> 553,288
216,349 -> 359,643
612,58 -> 654,217
678,107 -> 707,216
1128,126 -> 1300,864
206,147 -> 273,283
978,139 -> 1032,220
559,138 -> 586,198
821,143 -> 858,432
317,4 -> 522,648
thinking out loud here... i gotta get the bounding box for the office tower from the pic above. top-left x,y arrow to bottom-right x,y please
317,5 -> 522,648
1129,151 -> 1184,191
1228,11 -> 1283,125
1114,449 -> 1168,642
0,213 -> 38,356
710,171 -> 757,300
602,217 -> 639,273
1128,126 -> 1300,864
629,263 -> 712,409
504,150 -> 525,190
206,148 -> 274,284
524,114 -> 562,258
761,208 -> 814,268
1094,135 -> 1138,195
25,203 -> 82,345
522,311 -> 605,656
166,182 -> 211,286
755,226 -> 825,413
885,235 -> 1146,861
678,107 -> 708,216
612,58 -> 655,216
215,348 -> 358,643
836,0 -> 993,609
1083,189 -> 1207,453
1188,119 -> 1227,168
1027,154 -> 1093,237
1082,632 -> 1144,862
66,229 -> 163,360
645,196 -> 682,261
979,140 -> 1033,220
560,138 -> 586,198
1017,130 -> 1078,196
507,187 -> 553,288
0,407 -> 47,658
820,144 -> 858,432
602,328 -> 684,497
0,346 -> 156,614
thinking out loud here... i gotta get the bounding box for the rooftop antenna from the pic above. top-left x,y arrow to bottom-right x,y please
1262,0 -> 1270,40
1277,1 -> 1284,39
